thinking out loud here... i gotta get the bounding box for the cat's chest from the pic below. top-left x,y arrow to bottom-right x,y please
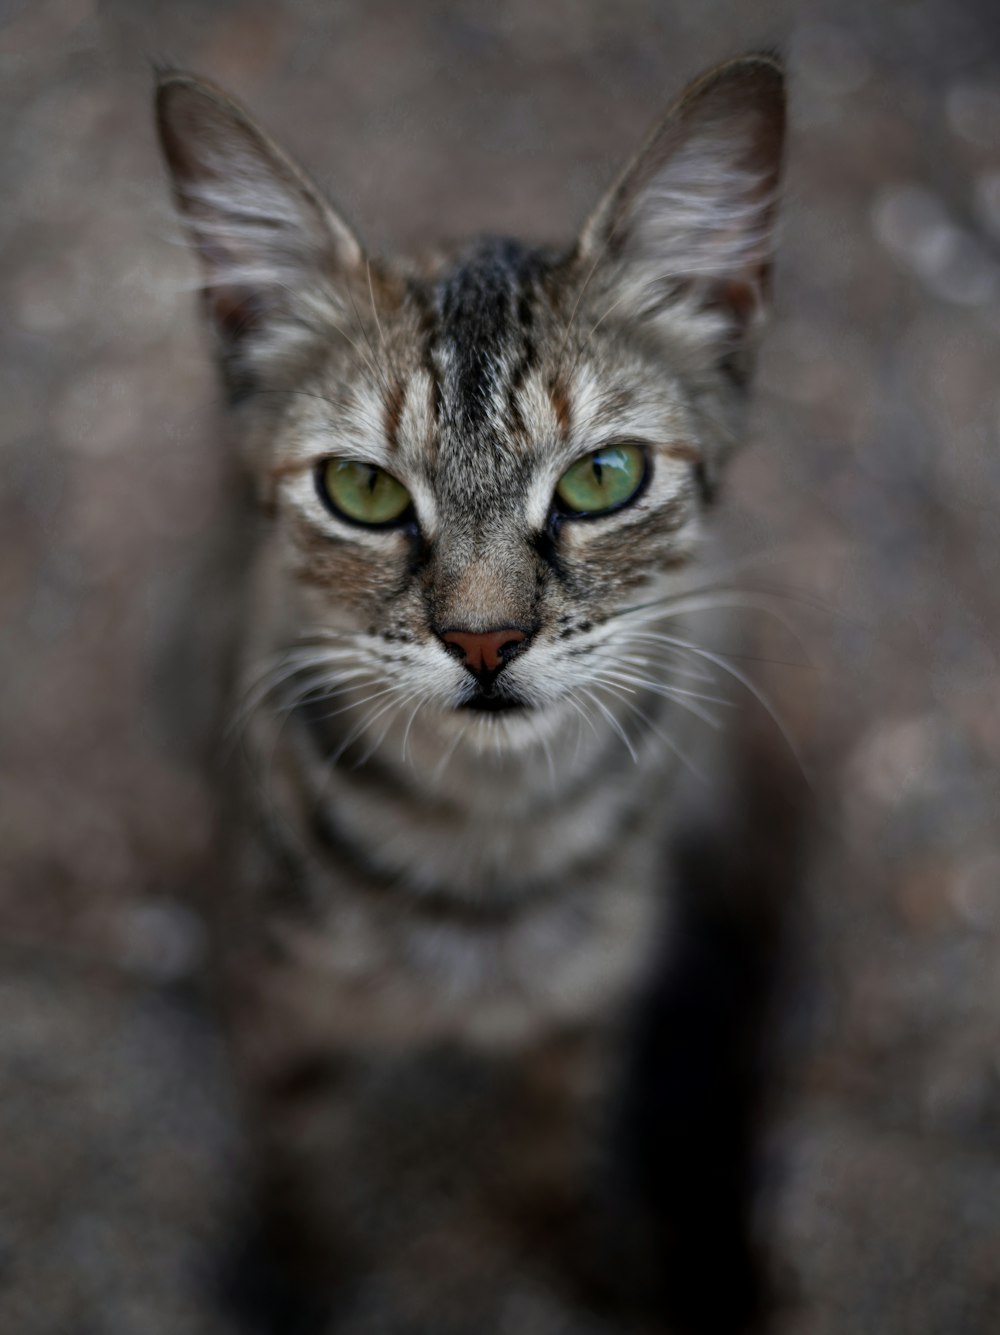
229,683 -> 682,1070
236,830 -> 667,1068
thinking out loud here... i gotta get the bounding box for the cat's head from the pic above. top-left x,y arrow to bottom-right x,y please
157,57 -> 784,752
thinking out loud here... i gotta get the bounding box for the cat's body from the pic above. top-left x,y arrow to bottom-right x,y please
157,56 -> 790,1333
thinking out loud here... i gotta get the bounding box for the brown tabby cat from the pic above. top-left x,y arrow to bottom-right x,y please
157,53 -> 789,1335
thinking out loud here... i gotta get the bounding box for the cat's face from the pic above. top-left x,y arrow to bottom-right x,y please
157,59 -> 783,747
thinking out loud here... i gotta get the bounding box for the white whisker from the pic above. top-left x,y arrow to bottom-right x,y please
629,630 -> 809,779
589,670 -> 724,730
596,682 -> 708,784
579,686 -> 638,765
400,689 -> 432,767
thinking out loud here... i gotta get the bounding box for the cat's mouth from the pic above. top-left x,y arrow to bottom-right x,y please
459,691 -> 529,714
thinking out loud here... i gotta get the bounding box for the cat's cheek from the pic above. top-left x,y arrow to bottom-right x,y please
276,521 -> 412,624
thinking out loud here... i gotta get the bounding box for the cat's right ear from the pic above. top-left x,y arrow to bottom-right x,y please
155,72 -> 364,386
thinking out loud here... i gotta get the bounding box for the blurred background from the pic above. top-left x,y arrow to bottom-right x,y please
2,0 -> 999,1330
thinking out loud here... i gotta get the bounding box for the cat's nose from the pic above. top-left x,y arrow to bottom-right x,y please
436,626 -> 530,686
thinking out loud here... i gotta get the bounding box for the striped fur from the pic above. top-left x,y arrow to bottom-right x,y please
158,55 -> 785,1334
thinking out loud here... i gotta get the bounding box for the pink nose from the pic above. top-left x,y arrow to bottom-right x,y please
438,626 -> 528,679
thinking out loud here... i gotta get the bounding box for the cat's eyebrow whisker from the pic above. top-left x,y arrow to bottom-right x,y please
366,258 -> 388,353
343,273 -> 397,412
554,249 -> 605,376
563,282 -> 645,386
365,257 -> 403,393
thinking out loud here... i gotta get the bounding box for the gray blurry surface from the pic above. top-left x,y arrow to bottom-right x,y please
1,0 -> 999,1330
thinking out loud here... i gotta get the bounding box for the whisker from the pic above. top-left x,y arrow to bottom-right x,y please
554,250 -> 605,377
613,578 -> 843,632
345,277 -> 395,409
226,660 -> 370,749
579,686 -> 638,764
594,682 -> 708,784
326,683 -> 410,769
592,655 -> 732,707
589,671 -> 723,730
400,689 -> 432,767
431,724 -> 466,783
532,718 -> 557,787
631,631 -> 810,780
355,688 -> 418,767
232,638 -> 367,706
366,256 -> 402,390
624,631 -> 806,671
281,677 -> 392,723
563,282 -> 644,385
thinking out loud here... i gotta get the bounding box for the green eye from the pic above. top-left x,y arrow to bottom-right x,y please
555,442 -> 647,516
317,459 -> 412,527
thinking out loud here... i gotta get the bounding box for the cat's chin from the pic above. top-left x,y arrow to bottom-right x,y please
443,693 -> 579,757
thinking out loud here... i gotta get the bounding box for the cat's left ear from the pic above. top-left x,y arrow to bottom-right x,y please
156,71 -> 364,388
577,55 -> 785,347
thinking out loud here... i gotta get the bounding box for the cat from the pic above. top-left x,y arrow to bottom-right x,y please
156,52 -> 790,1335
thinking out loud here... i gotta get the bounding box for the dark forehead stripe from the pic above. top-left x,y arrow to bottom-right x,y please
433,238 -> 549,436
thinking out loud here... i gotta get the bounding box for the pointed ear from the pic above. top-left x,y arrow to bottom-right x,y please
155,71 -> 364,388
578,55 -> 785,343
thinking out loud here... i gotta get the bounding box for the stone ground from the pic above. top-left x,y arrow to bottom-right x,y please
2,0 -> 999,1330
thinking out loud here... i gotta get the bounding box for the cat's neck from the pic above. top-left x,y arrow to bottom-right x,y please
241,690 -> 684,1042
256,681 -> 682,906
